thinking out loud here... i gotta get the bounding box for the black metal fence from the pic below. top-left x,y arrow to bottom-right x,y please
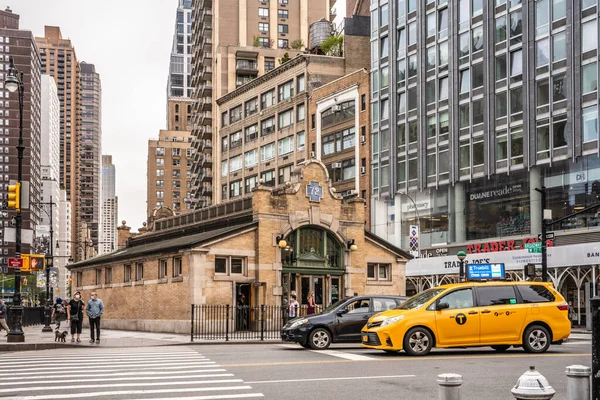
190,304 -> 324,341
5,307 -> 45,327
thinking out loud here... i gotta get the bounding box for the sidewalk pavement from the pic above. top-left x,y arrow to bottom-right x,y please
0,325 -> 190,352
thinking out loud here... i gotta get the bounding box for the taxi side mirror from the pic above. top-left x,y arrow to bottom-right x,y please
437,302 -> 449,310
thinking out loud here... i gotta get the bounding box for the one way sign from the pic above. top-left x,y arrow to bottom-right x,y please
538,232 -> 555,240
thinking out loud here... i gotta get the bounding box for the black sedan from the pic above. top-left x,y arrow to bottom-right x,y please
280,295 -> 407,350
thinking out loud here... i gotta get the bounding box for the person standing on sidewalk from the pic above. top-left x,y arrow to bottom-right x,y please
51,298 -> 67,330
0,299 -> 9,336
86,291 -> 104,344
67,292 -> 85,342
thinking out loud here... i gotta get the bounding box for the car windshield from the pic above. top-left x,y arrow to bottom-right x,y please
396,288 -> 445,310
322,299 -> 347,314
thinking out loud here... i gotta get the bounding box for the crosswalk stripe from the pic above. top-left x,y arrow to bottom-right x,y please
0,365 -> 222,378
0,351 -> 199,360
2,360 -> 216,374
310,349 -> 377,361
4,355 -> 207,365
133,395 -> 265,400
9,385 -> 256,400
0,372 -> 230,386
0,378 -> 240,394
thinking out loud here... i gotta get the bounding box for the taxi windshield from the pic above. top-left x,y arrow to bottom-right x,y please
397,288 -> 445,310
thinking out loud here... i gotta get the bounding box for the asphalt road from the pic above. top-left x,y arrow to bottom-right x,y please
1,340 -> 591,400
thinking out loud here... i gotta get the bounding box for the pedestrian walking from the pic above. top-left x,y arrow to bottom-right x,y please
86,291 -> 104,344
307,291 -> 316,315
289,294 -> 299,318
67,292 -> 85,343
51,298 -> 67,330
0,299 -> 9,336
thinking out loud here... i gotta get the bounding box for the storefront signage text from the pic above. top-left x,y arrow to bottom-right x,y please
420,248 -> 449,258
468,184 -> 523,201
467,238 -> 553,254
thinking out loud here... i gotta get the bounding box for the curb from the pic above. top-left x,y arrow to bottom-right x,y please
0,343 -> 74,352
188,340 -> 282,346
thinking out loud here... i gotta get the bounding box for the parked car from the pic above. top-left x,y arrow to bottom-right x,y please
361,281 -> 571,356
281,295 -> 407,350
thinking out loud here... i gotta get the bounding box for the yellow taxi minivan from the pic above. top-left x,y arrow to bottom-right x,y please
361,281 -> 570,356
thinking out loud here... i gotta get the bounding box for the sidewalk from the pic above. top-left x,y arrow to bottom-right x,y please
0,325 -> 190,352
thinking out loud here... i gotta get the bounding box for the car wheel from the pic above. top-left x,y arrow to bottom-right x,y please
523,325 -> 551,353
491,345 -> 511,352
403,327 -> 433,356
308,328 -> 331,350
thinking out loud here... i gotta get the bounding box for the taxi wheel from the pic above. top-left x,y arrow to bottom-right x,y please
523,325 -> 551,353
491,345 -> 511,352
308,328 -> 331,350
403,327 -> 433,356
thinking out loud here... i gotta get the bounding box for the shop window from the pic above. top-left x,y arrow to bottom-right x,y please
124,265 -> 131,283
367,263 -> 391,281
173,257 -> 183,277
158,260 -> 168,279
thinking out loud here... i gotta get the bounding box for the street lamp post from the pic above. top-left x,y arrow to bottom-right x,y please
457,251 -> 467,283
32,198 -> 55,332
5,56 -> 25,342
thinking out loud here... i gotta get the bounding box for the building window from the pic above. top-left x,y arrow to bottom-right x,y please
245,124 -> 258,142
278,39 -> 289,49
582,106 -> 599,142
261,169 -> 275,186
297,131 -> 305,149
259,37 -> 270,48
261,89 -> 275,109
245,175 -> 258,194
230,105 -> 243,124
95,269 -> 102,285
222,136 -> 228,152
278,164 -> 293,184
259,8 -> 269,17
215,256 -> 246,276
278,24 -> 288,34
173,257 -> 182,277
230,131 -> 242,149
261,142 -> 275,162
553,32 -> 566,61
105,267 -> 112,284
297,75 -> 305,93
297,103 -> 305,122
221,159 -> 228,177
124,264 -> 132,283
278,136 -> 294,156
582,62 -> 598,94
582,20 -> 598,53
230,155 -> 242,172
278,80 -> 294,101
245,97 -> 258,116
245,149 -> 258,167
230,180 -> 242,198
342,158 -> 356,181
278,108 -> 294,128
259,22 -> 269,33
159,259 -> 167,279
278,9 -> 289,19
264,59 -> 275,71
367,263 -> 391,281
135,263 -> 144,281
261,117 -> 275,136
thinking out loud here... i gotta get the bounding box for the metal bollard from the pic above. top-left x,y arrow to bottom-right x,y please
437,373 -> 462,400
511,366 -> 555,400
565,365 -> 591,400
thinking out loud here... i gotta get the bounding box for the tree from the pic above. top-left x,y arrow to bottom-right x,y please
290,39 -> 305,50
321,34 -> 344,56
279,53 -> 291,65
252,36 -> 260,47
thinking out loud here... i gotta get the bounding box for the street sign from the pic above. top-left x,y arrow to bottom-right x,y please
538,232 -> 555,240
467,263 -> 506,280
8,258 -> 22,269
524,242 -> 542,253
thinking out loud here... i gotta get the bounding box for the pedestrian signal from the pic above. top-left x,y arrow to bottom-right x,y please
21,254 -> 45,272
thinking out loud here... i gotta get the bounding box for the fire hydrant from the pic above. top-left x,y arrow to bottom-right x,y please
511,366 -> 556,400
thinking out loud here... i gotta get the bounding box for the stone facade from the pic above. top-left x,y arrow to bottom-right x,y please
68,161 -> 409,333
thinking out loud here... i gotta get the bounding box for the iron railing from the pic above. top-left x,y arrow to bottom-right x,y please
190,304 -> 324,341
5,306 -> 45,327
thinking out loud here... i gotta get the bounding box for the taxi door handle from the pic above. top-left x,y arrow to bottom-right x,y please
468,311 -> 478,315
481,310 -> 491,314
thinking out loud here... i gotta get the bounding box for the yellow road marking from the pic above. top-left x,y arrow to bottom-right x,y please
220,353 -> 591,368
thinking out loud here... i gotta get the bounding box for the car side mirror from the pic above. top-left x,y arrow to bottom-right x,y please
336,309 -> 348,316
437,302 -> 449,310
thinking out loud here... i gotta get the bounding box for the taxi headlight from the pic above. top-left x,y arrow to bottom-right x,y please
380,315 -> 405,327
289,319 -> 308,329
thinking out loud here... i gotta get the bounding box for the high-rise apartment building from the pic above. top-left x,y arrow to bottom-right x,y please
189,0 -> 334,209
167,0 -> 193,100
101,155 -> 117,255
0,7 -> 42,266
147,130 -> 193,218
369,2 -> 600,257
79,62 -> 102,254
36,26 -> 82,258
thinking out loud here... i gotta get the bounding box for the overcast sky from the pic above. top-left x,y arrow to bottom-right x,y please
17,0 -> 178,231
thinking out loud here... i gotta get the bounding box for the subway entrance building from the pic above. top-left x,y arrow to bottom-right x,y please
67,162 -> 410,333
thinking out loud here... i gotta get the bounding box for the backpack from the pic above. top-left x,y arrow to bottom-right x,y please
55,303 -> 66,314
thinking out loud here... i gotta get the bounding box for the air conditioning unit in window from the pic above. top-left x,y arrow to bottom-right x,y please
310,151 -> 315,158
360,166 -> 366,174
360,135 -> 366,144
332,162 -> 342,169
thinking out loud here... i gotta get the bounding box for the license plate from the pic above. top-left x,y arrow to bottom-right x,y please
362,335 -> 368,342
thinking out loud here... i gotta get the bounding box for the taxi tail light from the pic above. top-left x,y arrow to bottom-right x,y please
557,304 -> 569,311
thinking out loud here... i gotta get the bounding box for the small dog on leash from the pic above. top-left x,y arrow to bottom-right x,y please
55,329 -> 67,342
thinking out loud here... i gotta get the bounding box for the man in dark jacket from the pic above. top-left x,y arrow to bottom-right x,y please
0,299 -> 9,336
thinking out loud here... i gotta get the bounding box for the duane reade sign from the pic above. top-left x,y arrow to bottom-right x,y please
406,241 -> 600,276
468,184 -> 523,201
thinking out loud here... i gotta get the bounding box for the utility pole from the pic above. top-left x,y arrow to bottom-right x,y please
41,197 -> 54,332
540,187 -> 548,282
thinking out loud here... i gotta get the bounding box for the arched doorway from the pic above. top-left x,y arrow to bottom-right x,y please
281,226 -> 345,314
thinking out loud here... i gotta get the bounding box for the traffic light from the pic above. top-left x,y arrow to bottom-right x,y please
7,182 -> 20,210
21,254 -> 45,272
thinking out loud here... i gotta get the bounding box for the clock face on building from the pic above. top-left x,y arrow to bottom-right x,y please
306,181 -> 323,202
